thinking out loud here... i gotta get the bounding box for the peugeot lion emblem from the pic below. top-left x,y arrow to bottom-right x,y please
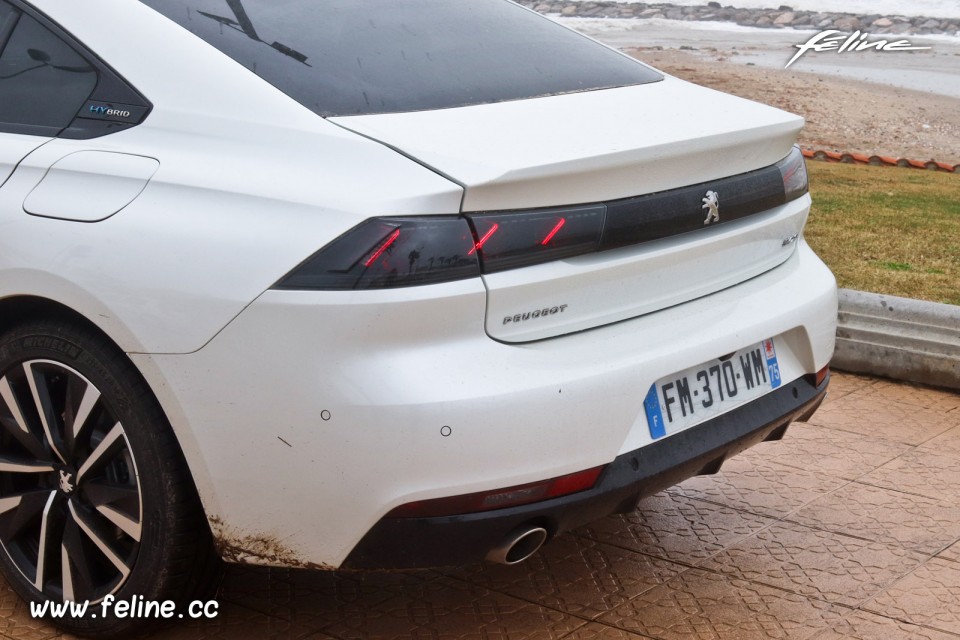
702,190 -> 720,225
59,470 -> 74,494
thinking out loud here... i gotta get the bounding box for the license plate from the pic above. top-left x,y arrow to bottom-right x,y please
644,339 -> 782,439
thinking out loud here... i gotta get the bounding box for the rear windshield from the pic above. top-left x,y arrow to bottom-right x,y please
137,0 -> 662,117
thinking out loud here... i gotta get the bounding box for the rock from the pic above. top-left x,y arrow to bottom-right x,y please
834,16 -> 862,30
520,0 -> 960,40
774,12 -> 796,25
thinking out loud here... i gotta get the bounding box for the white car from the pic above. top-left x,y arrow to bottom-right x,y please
0,0 -> 837,635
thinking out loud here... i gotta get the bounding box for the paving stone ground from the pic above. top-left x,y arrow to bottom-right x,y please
3,372 -> 959,639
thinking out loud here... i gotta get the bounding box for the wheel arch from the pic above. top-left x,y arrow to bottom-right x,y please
0,293 -> 146,360
0,272 -> 149,354
0,295 -> 110,342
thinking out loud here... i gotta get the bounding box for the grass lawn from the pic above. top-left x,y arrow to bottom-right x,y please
804,162 -> 960,306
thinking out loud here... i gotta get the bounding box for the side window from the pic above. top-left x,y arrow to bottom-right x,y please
0,2 -> 17,51
0,10 -> 98,133
0,3 -> 16,37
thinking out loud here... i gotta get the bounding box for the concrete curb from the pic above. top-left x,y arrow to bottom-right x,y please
834,289 -> 960,391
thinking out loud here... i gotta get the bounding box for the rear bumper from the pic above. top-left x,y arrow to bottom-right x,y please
134,241 -> 836,569
343,372 -> 828,569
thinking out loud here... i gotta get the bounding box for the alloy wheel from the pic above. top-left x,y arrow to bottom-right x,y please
0,359 -> 142,603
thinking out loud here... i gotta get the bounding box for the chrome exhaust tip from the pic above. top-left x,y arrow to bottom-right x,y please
486,527 -> 548,565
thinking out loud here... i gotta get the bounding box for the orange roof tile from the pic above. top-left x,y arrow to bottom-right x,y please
801,148 -> 957,173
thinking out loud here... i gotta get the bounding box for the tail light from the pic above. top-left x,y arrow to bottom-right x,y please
777,145 -> 809,202
275,217 -> 480,290
465,205 -> 605,273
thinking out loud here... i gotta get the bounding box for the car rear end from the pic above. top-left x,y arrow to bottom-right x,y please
126,0 -> 837,569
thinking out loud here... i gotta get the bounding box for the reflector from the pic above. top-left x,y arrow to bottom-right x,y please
815,365 -> 830,387
386,466 -> 605,518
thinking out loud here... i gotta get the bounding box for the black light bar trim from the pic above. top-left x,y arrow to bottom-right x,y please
597,165 -> 785,252
274,148 -> 806,290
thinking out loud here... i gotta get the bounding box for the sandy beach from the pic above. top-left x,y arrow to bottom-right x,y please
562,18 -> 960,164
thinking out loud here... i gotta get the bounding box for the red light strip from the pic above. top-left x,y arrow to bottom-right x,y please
541,218 -> 566,245
364,229 -> 401,267
384,465 -> 605,518
468,223 -> 499,255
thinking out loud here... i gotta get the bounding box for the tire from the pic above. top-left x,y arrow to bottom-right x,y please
0,320 -> 220,637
